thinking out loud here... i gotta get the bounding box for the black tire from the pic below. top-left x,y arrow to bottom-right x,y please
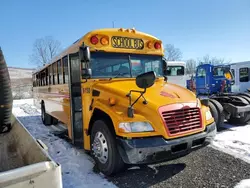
227,95 -> 250,124
240,92 -> 250,99
239,95 -> 250,104
41,103 -> 52,126
208,101 -> 219,130
228,112 -> 250,125
90,120 -> 124,176
230,96 -> 249,104
209,99 -> 225,130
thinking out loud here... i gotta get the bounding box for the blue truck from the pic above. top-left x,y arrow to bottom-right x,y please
187,64 -> 250,129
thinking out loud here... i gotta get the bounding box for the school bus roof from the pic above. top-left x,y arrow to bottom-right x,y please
33,28 -> 163,74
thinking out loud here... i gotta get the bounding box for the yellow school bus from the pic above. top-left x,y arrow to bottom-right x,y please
32,28 -> 216,175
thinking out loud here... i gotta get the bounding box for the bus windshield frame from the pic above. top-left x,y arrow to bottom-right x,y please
89,52 -> 164,79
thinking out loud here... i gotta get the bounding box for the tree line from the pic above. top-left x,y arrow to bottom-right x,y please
30,36 -> 231,75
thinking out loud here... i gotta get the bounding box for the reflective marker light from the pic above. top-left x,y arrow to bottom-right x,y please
147,41 -> 153,49
90,36 -> 99,45
154,42 -> 161,49
100,37 -> 109,45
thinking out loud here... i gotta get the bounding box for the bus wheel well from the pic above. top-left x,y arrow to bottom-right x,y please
88,109 -> 115,136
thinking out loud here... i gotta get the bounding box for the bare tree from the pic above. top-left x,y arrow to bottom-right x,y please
198,54 -> 231,65
30,36 -> 61,67
164,44 -> 182,61
186,59 -> 197,75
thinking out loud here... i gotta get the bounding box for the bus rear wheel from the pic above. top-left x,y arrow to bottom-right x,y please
41,103 -> 52,126
90,120 -> 124,176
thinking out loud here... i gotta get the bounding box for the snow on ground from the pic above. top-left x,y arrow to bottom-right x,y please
12,99 -> 115,188
12,99 -> 250,188
235,179 -> 250,188
211,123 -> 250,164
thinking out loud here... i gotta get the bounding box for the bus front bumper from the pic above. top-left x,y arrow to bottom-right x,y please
117,122 -> 216,164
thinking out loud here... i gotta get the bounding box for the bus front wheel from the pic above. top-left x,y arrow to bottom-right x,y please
90,120 -> 124,176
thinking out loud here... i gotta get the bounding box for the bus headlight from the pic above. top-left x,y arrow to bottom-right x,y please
118,122 -> 154,133
205,110 -> 213,121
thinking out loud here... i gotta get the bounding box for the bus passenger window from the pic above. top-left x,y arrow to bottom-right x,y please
53,63 -> 57,85
32,75 -> 36,87
48,65 -> 52,85
63,57 -> 68,84
41,71 -> 45,86
57,60 -> 63,84
36,74 -> 39,86
240,67 -> 249,82
45,68 -> 48,85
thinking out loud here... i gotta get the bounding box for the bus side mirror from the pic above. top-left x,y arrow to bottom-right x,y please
79,46 -> 91,62
136,71 -> 156,89
82,68 -> 92,79
162,59 -> 168,81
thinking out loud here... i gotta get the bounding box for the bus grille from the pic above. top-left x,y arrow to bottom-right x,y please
161,107 -> 202,136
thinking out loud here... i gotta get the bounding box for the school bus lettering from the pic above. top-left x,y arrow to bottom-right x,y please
32,28 -> 216,176
111,36 -> 144,49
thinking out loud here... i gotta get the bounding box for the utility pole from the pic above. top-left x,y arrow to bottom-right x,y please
112,21 -> 115,28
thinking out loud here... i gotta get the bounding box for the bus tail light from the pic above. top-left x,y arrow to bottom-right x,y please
147,41 -> 153,49
154,42 -> 161,49
90,36 -> 99,45
100,37 -> 109,45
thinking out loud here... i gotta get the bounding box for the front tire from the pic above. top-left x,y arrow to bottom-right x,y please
91,120 -> 124,176
208,101 -> 219,131
209,99 -> 225,130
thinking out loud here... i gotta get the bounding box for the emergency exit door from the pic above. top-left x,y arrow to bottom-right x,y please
68,53 -> 83,146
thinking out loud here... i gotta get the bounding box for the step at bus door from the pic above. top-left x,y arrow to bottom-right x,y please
68,53 -> 83,146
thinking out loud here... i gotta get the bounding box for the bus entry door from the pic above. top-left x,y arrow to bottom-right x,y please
68,53 -> 83,146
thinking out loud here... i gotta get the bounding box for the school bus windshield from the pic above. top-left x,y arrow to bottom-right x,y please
90,52 -> 163,78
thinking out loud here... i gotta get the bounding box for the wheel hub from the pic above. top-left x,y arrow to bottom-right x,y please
92,131 -> 108,164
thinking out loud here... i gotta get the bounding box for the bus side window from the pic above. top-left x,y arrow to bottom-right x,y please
53,62 -> 57,85
38,73 -> 41,86
57,60 -> 63,84
63,56 -> 68,84
240,67 -> 249,82
49,65 -> 52,85
32,75 -> 36,87
45,68 -> 48,85
36,74 -> 38,86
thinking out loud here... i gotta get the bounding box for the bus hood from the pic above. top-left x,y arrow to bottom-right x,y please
94,78 -> 197,108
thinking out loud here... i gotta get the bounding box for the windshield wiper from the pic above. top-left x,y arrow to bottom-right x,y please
109,72 -> 129,80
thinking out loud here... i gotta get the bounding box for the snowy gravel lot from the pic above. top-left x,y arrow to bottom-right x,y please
12,99 -> 250,188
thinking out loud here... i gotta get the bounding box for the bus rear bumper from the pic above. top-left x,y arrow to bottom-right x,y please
117,122 -> 216,164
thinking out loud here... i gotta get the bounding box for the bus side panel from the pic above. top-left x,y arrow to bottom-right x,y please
39,85 -> 71,126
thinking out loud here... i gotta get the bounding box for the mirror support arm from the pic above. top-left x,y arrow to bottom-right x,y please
126,88 -> 147,118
